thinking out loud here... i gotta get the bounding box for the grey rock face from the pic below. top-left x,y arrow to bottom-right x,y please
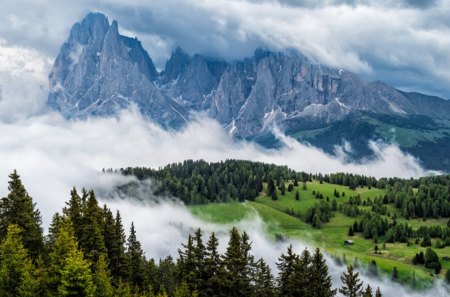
48,13 -> 185,128
48,13 -> 450,138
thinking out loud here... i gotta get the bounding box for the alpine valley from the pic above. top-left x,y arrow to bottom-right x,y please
47,13 -> 450,171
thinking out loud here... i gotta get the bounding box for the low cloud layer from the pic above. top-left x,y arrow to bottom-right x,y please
0,108 -> 430,230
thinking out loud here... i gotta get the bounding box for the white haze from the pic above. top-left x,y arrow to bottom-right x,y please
0,106 -> 442,296
0,107 -> 431,227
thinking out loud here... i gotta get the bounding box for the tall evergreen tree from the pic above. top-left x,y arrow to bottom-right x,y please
79,190 -> 106,268
109,211 -> 129,282
0,171 -> 44,260
46,219 -> 80,296
114,279 -> 132,297
368,260 -> 378,277
62,187 -> 83,241
339,266 -> 363,297
58,243 -> 96,297
289,248 -> 311,296
174,281 -> 191,297
375,287 -> 382,297
93,254 -> 114,297
193,229 -> 206,293
203,232 -> 223,297
0,224 -> 38,296
222,227 -> 252,297
309,248 -> 336,297
363,284 -> 373,297
179,235 -> 196,290
158,256 -> 177,296
127,222 -> 146,291
276,245 -> 299,297
47,213 -> 63,248
102,206 -> 115,261
253,258 -> 275,297
391,267 -> 398,281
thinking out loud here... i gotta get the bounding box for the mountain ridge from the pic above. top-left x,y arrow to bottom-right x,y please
47,12 -> 450,170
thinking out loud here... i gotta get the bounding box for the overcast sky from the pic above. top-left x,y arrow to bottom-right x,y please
1,0 -> 450,102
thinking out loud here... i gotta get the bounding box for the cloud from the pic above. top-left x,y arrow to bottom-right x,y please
1,0 -> 450,97
0,38 -> 52,121
0,108 -> 430,230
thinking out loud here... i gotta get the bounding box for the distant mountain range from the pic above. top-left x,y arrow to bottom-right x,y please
47,13 -> 450,171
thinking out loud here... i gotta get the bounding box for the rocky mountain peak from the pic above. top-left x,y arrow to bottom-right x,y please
48,12 -> 450,137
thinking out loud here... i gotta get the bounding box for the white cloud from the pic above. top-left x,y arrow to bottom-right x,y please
0,108 -> 430,230
0,38 -> 52,121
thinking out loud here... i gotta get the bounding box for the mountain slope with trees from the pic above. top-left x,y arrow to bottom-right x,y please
0,171 -> 384,296
119,159 -> 450,287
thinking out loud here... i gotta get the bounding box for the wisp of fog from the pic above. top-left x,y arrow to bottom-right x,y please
0,108 -> 431,228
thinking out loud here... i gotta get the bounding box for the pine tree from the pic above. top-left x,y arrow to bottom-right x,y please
62,187 -> 83,241
179,235 -> 197,290
348,226 -> 354,236
309,248 -> 336,297
276,245 -> 299,297
240,231 -> 254,293
158,257 -> 177,296
375,287 -> 382,297
391,267 -> 398,281
46,219 -> 81,296
156,289 -> 169,297
339,266 -> 363,297
127,222 -> 146,290
271,189 -> 278,201
368,260 -> 378,277
295,190 -> 300,201
93,254 -> 114,297
47,213 -> 63,248
253,258 -> 275,297
203,232 -> 223,297
58,245 -> 96,297
110,211 -> 129,282
33,256 -> 48,296
114,279 -> 132,297
222,227 -> 252,297
0,224 -> 38,296
174,281 -> 191,297
0,171 -> 44,260
267,179 -> 275,196
363,284 -> 373,297
290,248 -> 311,296
143,260 -> 158,296
279,179 -> 286,196
193,229 -> 206,293
79,190 -> 106,268
102,206 -> 115,260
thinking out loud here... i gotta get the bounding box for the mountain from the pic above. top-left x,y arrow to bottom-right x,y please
47,13 -> 186,128
47,13 -> 450,171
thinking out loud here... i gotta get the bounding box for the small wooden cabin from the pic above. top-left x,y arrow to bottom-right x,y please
344,240 -> 354,246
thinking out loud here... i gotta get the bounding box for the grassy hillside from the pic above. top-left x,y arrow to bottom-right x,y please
189,180 -> 450,289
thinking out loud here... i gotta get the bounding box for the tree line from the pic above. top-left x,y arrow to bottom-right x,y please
0,170 -> 386,296
116,160 -> 450,221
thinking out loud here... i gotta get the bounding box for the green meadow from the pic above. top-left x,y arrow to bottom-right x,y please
189,180 -> 450,288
